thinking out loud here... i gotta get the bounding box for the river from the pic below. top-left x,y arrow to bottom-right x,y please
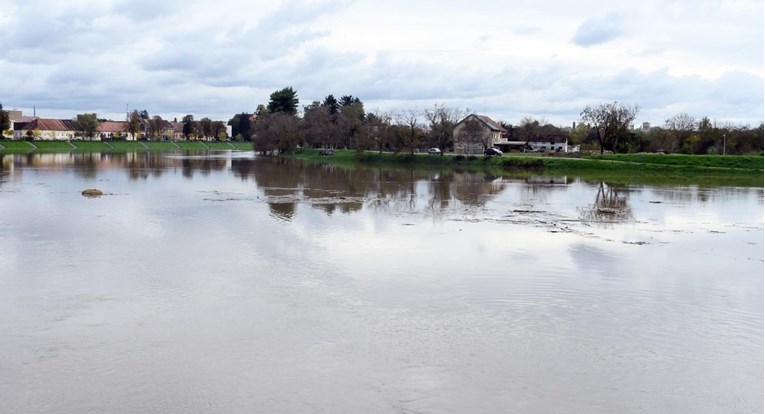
0,151 -> 762,413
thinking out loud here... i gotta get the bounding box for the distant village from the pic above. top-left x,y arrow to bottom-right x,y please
0,106 -> 582,153
2,109 -> 230,143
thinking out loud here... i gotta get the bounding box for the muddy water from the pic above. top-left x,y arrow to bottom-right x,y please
0,152 -> 762,413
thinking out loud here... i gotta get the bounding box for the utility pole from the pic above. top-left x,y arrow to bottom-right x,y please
723,133 -> 726,156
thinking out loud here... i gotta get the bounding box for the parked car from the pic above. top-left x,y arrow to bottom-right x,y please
319,148 -> 335,156
484,148 -> 503,156
427,148 -> 442,155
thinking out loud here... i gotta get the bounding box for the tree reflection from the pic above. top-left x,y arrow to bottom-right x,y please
578,182 -> 633,223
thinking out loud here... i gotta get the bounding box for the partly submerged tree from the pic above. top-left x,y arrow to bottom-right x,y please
253,112 -> 302,154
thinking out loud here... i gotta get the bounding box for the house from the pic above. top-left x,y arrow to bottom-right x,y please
526,135 -> 576,153
453,114 -> 507,154
168,121 -> 185,140
5,110 -> 38,138
98,121 -> 134,140
14,118 -> 79,140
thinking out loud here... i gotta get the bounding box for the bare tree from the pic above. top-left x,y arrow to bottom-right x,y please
395,108 -> 422,155
253,112 -> 302,155
519,116 -> 540,146
365,110 -> 393,154
424,104 -> 463,155
580,102 -> 638,153
663,113 -> 696,153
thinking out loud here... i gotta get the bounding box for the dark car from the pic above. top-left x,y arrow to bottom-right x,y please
484,148 -> 503,156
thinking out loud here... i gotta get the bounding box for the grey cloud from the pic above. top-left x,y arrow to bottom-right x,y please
572,13 -> 625,47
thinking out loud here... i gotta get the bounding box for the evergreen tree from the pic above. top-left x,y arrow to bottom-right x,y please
267,87 -> 299,115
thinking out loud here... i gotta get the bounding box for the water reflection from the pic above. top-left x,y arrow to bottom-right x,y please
0,151 -> 762,414
577,182 -> 634,224
1,152 -> 761,216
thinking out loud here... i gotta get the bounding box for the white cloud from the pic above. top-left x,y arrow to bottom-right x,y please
0,0 -> 761,126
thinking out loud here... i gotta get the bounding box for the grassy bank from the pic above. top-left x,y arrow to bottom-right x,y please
0,139 -> 253,153
283,149 -> 764,187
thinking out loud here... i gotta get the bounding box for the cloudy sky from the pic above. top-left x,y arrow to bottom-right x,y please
0,0 -> 762,126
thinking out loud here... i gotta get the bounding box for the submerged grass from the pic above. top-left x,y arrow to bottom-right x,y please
284,149 -> 763,187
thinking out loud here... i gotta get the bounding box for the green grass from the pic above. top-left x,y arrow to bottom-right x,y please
284,149 -> 763,187
0,139 -> 254,154
205,141 -> 235,150
72,141 -> 112,152
585,154 -> 764,170
110,141 -> 148,151
143,141 -> 179,151
0,140 -> 35,153
230,141 -> 253,150
29,141 -> 75,152
175,141 -> 207,150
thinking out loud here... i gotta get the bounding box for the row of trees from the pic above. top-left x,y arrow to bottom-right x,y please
243,87 -> 470,155
574,104 -> 762,155
242,89 -> 762,156
3,96 -> 762,155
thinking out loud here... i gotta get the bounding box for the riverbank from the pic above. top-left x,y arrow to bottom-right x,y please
283,149 -> 764,187
0,139 -> 253,153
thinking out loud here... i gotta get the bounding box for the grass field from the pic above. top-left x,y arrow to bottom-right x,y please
283,149 -> 763,187
110,141 -> 148,151
584,154 -> 763,170
0,139 -> 254,154
29,141 -> 75,152
175,141 -> 207,150
0,140 -> 36,153
72,141 -> 111,152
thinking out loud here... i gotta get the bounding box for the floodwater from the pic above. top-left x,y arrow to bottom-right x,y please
0,151 -> 762,413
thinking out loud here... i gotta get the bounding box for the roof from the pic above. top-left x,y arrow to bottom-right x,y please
169,121 -> 184,133
458,114 -> 507,132
98,121 -> 127,133
16,118 -> 79,131
475,115 -> 506,132
528,135 -> 568,143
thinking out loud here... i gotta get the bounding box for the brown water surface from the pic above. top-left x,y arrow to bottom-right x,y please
0,151 -> 762,413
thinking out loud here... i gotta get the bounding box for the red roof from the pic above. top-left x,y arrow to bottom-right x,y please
476,115 -> 506,132
17,118 -> 79,131
98,121 -> 128,133
458,114 -> 507,132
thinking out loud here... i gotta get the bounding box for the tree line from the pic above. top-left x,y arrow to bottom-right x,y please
3,95 -> 762,155
231,88 -> 763,156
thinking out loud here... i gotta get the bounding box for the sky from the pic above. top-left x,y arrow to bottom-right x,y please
0,0 -> 762,127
